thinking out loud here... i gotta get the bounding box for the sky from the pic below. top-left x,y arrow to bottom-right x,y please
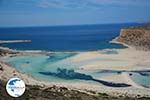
0,0 -> 150,27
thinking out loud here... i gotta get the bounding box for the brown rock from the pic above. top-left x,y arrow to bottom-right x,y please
116,26 -> 150,51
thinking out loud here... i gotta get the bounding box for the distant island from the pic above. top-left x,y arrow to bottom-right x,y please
0,40 -> 31,44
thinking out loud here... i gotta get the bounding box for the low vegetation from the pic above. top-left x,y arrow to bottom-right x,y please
0,80 -> 150,100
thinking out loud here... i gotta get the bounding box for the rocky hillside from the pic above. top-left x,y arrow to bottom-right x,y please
0,80 -> 149,100
116,26 -> 150,51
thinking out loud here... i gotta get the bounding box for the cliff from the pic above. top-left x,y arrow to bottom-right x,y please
116,26 -> 150,51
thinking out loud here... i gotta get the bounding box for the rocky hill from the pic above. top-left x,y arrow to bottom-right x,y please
0,80 -> 149,100
116,26 -> 150,51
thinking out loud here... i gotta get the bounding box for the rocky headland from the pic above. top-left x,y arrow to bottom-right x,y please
0,36 -> 150,99
115,26 -> 150,51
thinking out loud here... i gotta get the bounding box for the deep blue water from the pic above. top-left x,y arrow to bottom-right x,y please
0,23 -> 149,51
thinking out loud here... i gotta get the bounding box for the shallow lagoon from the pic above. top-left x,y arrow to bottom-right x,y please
5,53 -> 118,85
6,53 -> 78,82
130,72 -> 150,88
4,52 -> 150,88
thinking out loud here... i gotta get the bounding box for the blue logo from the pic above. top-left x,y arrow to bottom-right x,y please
6,77 -> 25,97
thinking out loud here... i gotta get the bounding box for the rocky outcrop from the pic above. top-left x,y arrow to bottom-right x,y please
0,47 -> 16,56
0,40 -> 31,56
116,26 -> 150,51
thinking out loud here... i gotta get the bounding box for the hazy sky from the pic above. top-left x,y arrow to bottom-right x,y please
0,0 -> 150,27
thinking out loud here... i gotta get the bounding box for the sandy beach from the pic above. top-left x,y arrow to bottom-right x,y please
0,61 -> 150,98
71,48 -> 150,71
0,46 -> 150,98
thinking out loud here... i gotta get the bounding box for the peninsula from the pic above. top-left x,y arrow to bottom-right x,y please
0,40 -> 31,44
0,26 -> 150,100
115,26 -> 150,51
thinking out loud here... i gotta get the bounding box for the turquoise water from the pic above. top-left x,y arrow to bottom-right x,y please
130,72 -> 150,88
6,53 -> 118,84
7,53 -> 79,82
1,23 -> 150,87
5,53 -> 150,88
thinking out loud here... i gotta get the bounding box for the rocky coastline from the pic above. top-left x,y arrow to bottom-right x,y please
0,36 -> 150,100
115,26 -> 150,51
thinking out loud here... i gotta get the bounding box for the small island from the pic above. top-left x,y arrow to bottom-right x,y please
0,40 -> 31,44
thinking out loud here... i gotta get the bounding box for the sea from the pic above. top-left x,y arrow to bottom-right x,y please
0,23 -> 150,88
1,23 -> 149,51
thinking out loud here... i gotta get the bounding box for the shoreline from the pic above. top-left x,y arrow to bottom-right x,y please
0,40 -> 150,98
1,61 -> 150,98
110,37 -> 134,49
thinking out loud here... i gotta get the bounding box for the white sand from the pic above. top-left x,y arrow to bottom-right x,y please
1,47 -> 150,97
71,48 -> 150,71
1,61 -> 150,97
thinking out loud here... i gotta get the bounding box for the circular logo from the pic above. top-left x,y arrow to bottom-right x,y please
6,77 -> 25,97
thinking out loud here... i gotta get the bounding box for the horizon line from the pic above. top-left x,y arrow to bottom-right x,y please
0,22 -> 149,28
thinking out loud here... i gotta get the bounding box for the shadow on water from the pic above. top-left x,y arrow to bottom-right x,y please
46,53 -> 76,62
97,70 -> 150,76
39,68 -> 131,87
97,70 -> 150,88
